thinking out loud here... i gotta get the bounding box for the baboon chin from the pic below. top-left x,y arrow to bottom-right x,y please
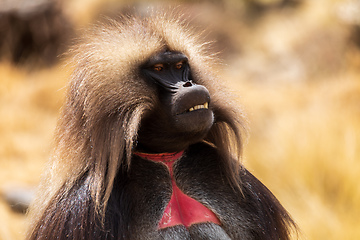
27,11 -> 296,240
138,50 -> 214,153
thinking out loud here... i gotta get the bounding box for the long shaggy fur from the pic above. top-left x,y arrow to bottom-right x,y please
27,10 -> 295,240
27,11 -> 246,235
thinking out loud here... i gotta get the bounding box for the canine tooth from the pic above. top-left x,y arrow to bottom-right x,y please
188,103 -> 209,112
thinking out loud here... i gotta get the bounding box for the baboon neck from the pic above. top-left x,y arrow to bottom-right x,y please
133,150 -> 221,229
133,151 -> 184,163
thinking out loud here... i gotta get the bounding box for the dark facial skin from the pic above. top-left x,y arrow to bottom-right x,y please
142,51 -> 191,90
138,51 -> 214,153
27,17 -> 295,240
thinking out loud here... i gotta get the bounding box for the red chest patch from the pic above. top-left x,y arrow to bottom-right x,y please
134,151 -> 221,229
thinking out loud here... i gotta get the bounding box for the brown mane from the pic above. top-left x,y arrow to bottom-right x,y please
27,12 -> 247,236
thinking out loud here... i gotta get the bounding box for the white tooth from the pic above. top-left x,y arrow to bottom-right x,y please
188,103 -> 209,112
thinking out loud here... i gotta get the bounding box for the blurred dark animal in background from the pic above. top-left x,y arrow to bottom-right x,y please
27,11 -> 296,239
0,0 -> 73,66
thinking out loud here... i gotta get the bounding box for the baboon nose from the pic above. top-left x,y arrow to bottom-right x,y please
183,81 -> 192,87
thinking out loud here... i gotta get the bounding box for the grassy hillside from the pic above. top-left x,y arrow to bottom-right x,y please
0,0 -> 359,239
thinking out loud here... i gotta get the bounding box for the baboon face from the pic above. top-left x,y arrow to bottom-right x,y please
138,51 -> 214,152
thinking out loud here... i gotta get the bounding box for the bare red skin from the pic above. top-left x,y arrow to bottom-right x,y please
133,151 -> 221,229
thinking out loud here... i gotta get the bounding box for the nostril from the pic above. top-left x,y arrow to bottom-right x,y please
183,81 -> 192,87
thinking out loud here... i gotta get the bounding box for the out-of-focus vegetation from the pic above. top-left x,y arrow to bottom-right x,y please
0,0 -> 359,239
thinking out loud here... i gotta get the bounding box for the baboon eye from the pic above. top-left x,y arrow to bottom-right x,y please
175,61 -> 184,69
153,64 -> 164,71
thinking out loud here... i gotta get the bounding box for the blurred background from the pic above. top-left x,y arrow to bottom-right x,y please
0,0 -> 359,239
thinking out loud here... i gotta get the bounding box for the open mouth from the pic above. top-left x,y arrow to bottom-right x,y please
177,102 -> 209,115
188,102 -> 209,112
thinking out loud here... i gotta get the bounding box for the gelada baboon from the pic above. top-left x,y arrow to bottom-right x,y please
27,11 -> 296,240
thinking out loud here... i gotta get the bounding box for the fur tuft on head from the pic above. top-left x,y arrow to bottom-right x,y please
27,10 -> 247,230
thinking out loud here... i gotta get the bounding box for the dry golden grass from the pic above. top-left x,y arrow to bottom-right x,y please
231,73 -> 360,240
2,61 -> 359,240
0,62 -> 68,239
0,0 -> 359,239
